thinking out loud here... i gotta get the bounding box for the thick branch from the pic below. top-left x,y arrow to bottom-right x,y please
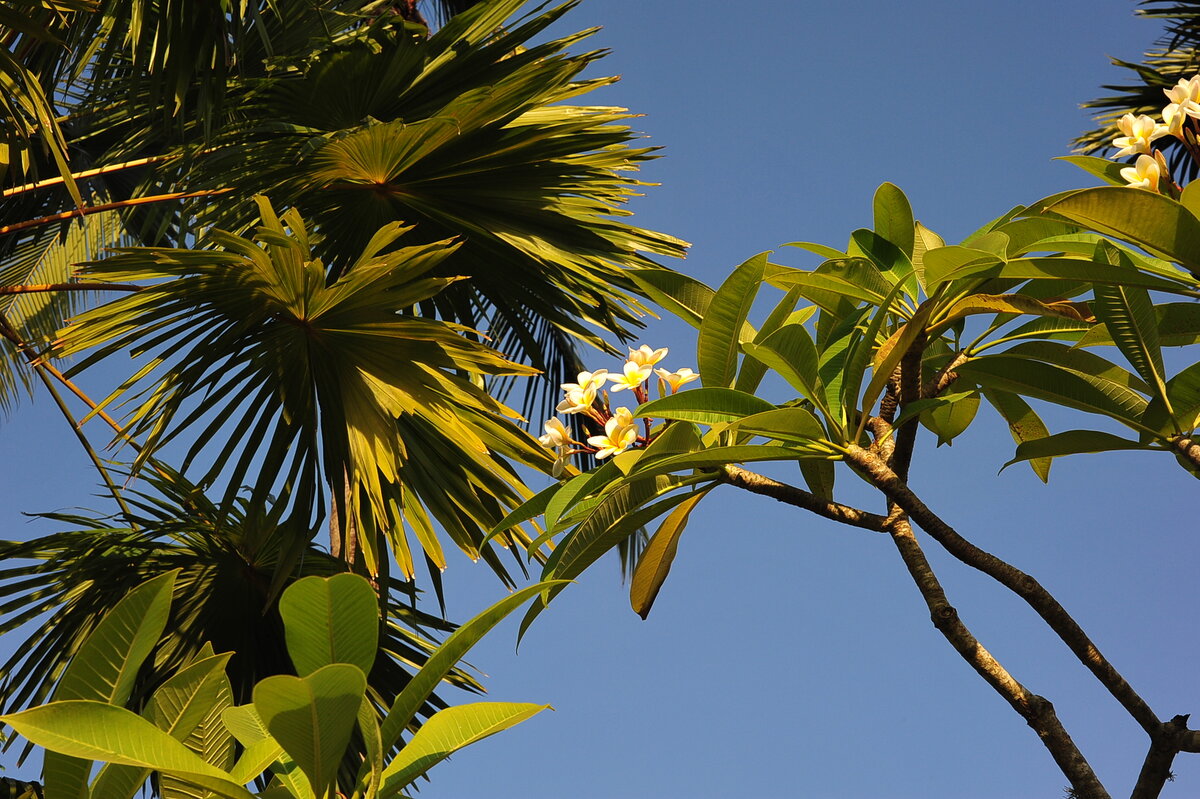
1132,714 -> 1191,799
1170,435 -> 1200,474
719,465 -> 888,531
887,515 -> 1109,798
891,330 -> 926,480
922,350 -> 969,399
845,444 -> 1163,738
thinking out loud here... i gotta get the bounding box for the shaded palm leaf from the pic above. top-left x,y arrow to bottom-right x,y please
0,468 -> 478,776
55,197 -> 554,582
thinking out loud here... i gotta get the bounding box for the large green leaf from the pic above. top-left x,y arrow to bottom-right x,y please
1003,430 -> 1149,468
1090,244 -> 1169,410
958,356 -> 1149,428
378,703 -> 550,798
1044,186 -> 1200,273
43,570 -> 177,799
253,663 -> 367,798
697,253 -> 767,388
872,182 -> 916,257
278,574 -> 379,677
0,702 -> 253,799
743,323 -> 831,422
89,651 -> 234,799
627,268 -> 715,329
635,388 -> 776,426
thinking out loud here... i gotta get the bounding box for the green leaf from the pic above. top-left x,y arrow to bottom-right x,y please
1003,430 -> 1148,469
626,445 -> 833,481
44,571 -> 178,799
857,297 -> 939,438
0,702 -> 253,799
960,356 -> 1148,429
253,663 -> 367,798
627,268 -> 715,329
921,391 -> 980,446
784,241 -> 846,260
378,703 -> 550,797
873,183 -> 916,257
1090,243 -> 1170,411
718,406 -> 828,444
1044,187 -> 1200,273
734,286 -> 804,394
377,581 -> 566,757
636,388 -> 776,426
278,574 -> 379,677
698,253 -> 767,388
922,246 -> 1004,289
982,389 -> 1053,481
1055,155 -> 1130,187
743,323 -> 831,421
629,491 -> 710,619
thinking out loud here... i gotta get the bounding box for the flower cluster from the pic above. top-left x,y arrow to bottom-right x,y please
537,346 -> 699,477
1109,75 -> 1200,193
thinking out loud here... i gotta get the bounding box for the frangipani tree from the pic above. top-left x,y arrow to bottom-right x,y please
491,120 -> 1200,795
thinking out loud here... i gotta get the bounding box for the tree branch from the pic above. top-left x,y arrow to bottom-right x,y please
885,515 -> 1110,799
718,465 -> 888,531
844,444 -> 1164,738
1132,714 -> 1190,799
0,189 -> 231,236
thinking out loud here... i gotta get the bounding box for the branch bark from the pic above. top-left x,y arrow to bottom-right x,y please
1132,714 -> 1190,799
719,465 -> 888,531
886,515 -> 1110,799
844,444 -> 1163,738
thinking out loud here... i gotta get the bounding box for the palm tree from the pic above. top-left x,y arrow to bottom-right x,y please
0,0 -> 687,786
1076,1 -> 1200,180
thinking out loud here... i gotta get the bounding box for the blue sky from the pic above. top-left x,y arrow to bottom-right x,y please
2,1 -> 1196,797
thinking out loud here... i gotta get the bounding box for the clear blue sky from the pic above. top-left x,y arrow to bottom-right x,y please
2,1 -> 1196,797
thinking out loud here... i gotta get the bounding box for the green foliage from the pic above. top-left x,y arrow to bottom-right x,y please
0,573 -> 555,798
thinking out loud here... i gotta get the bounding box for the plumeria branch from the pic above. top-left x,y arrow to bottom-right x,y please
884,514 -> 1110,799
844,443 -> 1166,739
718,465 -> 889,531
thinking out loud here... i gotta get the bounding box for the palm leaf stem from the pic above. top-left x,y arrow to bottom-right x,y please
0,189 -> 232,236
0,309 -> 130,516
0,283 -> 140,295
0,154 -> 180,198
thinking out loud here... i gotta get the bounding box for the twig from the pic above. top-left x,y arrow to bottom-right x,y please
0,189 -> 231,236
0,283 -> 140,295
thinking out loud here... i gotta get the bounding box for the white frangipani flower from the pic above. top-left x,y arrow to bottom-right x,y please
655,367 -> 701,393
1165,76 -> 1200,114
627,345 -> 669,368
1112,113 -> 1168,156
1120,154 -> 1162,192
561,369 -> 608,394
1164,102 -> 1188,137
539,417 -> 571,448
587,406 -> 639,459
608,360 -> 653,392
556,383 -> 598,414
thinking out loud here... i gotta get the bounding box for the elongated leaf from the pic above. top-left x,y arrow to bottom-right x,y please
923,246 -> 1004,289
719,406 -> 827,444
959,356 -> 1148,428
44,571 -> 177,799
278,574 -> 379,677
0,702 -> 253,799
378,703 -> 549,797
376,581 -> 566,757
1091,244 -> 1169,410
627,269 -> 715,329
1045,187 -> 1200,272
1003,430 -> 1148,469
743,324 -> 830,420
873,183 -> 916,257
253,663 -> 367,798
735,286 -> 804,394
630,491 -> 710,618
937,293 -> 1091,328
858,298 -> 938,435
981,389 -> 1050,480
698,254 -> 766,388
636,388 -> 776,426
